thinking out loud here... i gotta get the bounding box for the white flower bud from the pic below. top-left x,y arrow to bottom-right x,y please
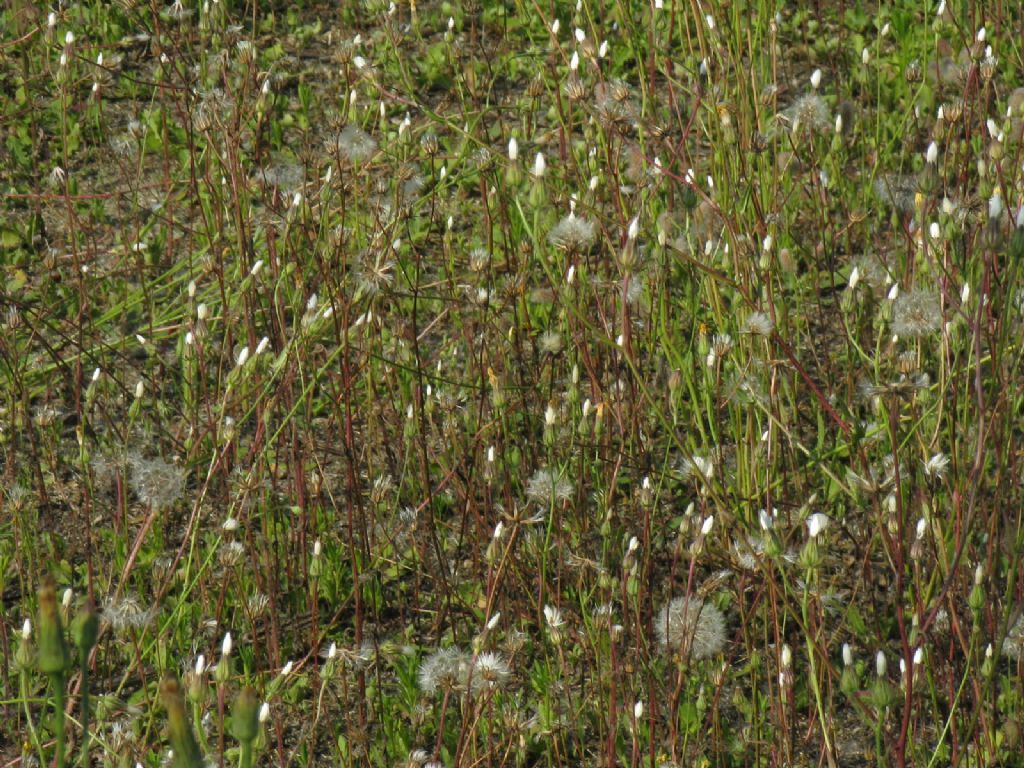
848,266 -> 860,290
842,643 -> 853,667
135,380 -> 145,399
259,702 -> 271,722
701,515 -> 714,535
926,142 -> 938,164
810,69 -> 822,89
876,650 -> 887,677
22,619 -> 31,641
989,193 -> 1004,221
627,216 -> 639,241
222,632 -> 233,658
806,512 -> 829,538
533,152 -> 546,178
634,700 -> 644,719
508,136 -> 518,161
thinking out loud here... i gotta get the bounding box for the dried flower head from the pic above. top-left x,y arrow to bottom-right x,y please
1003,612 -> 1024,660
103,594 -> 157,634
469,651 -> 512,693
873,173 -> 918,214
333,125 -> 377,164
743,311 -> 774,336
526,468 -> 573,506
548,214 -> 597,253
128,453 -> 186,509
784,93 -> 831,135
655,595 -> 727,660
418,647 -> 469,694
892,289 -> 942,338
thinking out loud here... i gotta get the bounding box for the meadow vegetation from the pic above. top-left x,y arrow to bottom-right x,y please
4,1 -> 1024,767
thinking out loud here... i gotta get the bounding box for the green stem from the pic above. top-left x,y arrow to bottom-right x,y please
20,666 -> 46,768
79,661 -> 91,768
50,672 -> 67,768
239,740 -> 253,768
802,579 -> 837,768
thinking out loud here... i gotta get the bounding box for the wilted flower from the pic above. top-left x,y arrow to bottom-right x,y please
655,595 -> 727,660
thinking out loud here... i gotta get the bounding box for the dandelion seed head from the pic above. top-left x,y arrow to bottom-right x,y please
892,289 -> 942,338
418,647 -> 469,694
526,468 -> 573,506
128,453 -> 186,509
743,311 -> 774,336
785,93 -> 830,135
470,651 -> 512,692
547,214 -> 597,253
333,125 -> 377,164
655,595 -> 727,660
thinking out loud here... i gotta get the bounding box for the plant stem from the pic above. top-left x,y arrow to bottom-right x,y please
50,672 -> 66,768
79,659 -> 91,768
